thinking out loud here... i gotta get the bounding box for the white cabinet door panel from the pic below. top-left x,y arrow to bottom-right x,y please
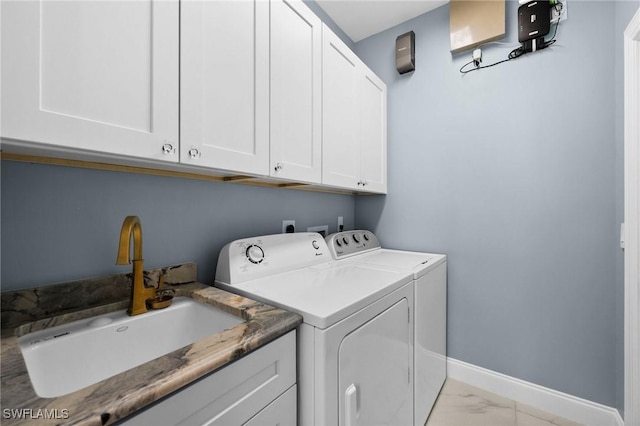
321,25 -> 360,190
270,0 -> 322,183
180,0 -> 269,175
1,0 -> 179,161
359,71 -> 387,193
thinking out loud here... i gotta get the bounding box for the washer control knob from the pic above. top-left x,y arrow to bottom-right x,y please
246,245 -> 265,264
352,234 -> 360,243
336,239 -> 342,247
363,233 -> 370,241
312,240 -> 320,249
342,237 -> 350,245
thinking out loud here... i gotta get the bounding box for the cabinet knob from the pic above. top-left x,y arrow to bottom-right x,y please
162,143 -> 175,155
274,163 -> 283,173
189,147 -> 201,159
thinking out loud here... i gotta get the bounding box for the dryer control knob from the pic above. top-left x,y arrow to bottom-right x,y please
342,237 -> 350,245
363,233 -> 370,241
246,245 -> 265,264
352,234 -> 360,243
312,240 -> 320,249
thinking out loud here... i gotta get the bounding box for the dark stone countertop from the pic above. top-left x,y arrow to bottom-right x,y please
0,263 -> 302,425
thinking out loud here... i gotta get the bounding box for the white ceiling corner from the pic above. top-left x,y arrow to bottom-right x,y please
315,0 -> 449,43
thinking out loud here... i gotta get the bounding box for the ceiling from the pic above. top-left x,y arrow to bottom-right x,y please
315,0 -> 449,43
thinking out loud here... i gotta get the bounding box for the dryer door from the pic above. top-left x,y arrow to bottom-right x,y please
338,298 -> 412,426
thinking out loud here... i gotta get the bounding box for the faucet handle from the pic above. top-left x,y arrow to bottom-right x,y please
147,275 -> 174,310
158,274 -> 165,290
157,275 -> 174,296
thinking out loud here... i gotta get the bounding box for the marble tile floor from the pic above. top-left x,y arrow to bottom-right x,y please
425,379 -> 584,426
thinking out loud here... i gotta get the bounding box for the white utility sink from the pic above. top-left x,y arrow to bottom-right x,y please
18,297 -> 243,398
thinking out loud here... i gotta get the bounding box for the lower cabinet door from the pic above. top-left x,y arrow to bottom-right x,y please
244,385 -> 297,426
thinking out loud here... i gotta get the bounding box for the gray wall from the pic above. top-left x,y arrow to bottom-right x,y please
0,161 -> 355,291
354,0 -> 638,411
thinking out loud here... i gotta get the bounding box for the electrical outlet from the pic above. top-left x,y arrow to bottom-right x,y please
337,216 -> 344,232
282,220 -> 295,233
307,225 -> 329,238
550,0 -> 567,23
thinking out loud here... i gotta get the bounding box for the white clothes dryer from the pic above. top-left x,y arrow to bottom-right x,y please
326,230 -> 447,426
215,232 -> 415,426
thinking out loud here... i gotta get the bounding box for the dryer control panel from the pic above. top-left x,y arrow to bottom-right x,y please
215,232 -> 330,285
325,230 -> 381,259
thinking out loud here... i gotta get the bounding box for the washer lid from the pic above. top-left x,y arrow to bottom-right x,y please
353,249 -> 446,278
216,263 -> 411,329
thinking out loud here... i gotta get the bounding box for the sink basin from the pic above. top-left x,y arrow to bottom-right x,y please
18,297 -> 243,398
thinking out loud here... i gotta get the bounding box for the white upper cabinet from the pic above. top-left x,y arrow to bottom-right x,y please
1,0 -> 179,162
270,0 -> 322,184
321,24 -> 387,194
180,0 -> 269,175
322,26 -> 361,189
2,0 -> 386,193
358,70 -> 387,193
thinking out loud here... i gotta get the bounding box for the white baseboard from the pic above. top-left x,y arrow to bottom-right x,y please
446,358 -> 624,426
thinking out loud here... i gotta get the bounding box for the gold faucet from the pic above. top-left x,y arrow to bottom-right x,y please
116,216 -> 163,316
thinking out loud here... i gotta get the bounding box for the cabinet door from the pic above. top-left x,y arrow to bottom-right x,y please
180,0 -> 269,175
244,385 -> 297,426
270,0 -> 322,184
0,0 -> 179,162
321,24 -> 360,190
358,69 -> 387,193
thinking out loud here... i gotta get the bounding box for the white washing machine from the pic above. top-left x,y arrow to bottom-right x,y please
326,230 -> 447,426
215,232 -> 415,426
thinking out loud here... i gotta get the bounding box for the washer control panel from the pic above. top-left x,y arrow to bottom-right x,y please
215,232 -> 330,284
325,230 -> 381,259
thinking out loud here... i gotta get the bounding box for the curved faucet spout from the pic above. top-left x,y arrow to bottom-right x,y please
116,215 -> 157,316
116,216 -> 143,265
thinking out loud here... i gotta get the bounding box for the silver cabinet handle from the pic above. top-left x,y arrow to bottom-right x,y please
189,147 -> 201,159
162,143 -> 175,155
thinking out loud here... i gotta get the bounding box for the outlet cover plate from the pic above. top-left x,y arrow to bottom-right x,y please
282,220 -> 295,233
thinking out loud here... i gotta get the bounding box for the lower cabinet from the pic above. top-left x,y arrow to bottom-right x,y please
118,331 -> 296,426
